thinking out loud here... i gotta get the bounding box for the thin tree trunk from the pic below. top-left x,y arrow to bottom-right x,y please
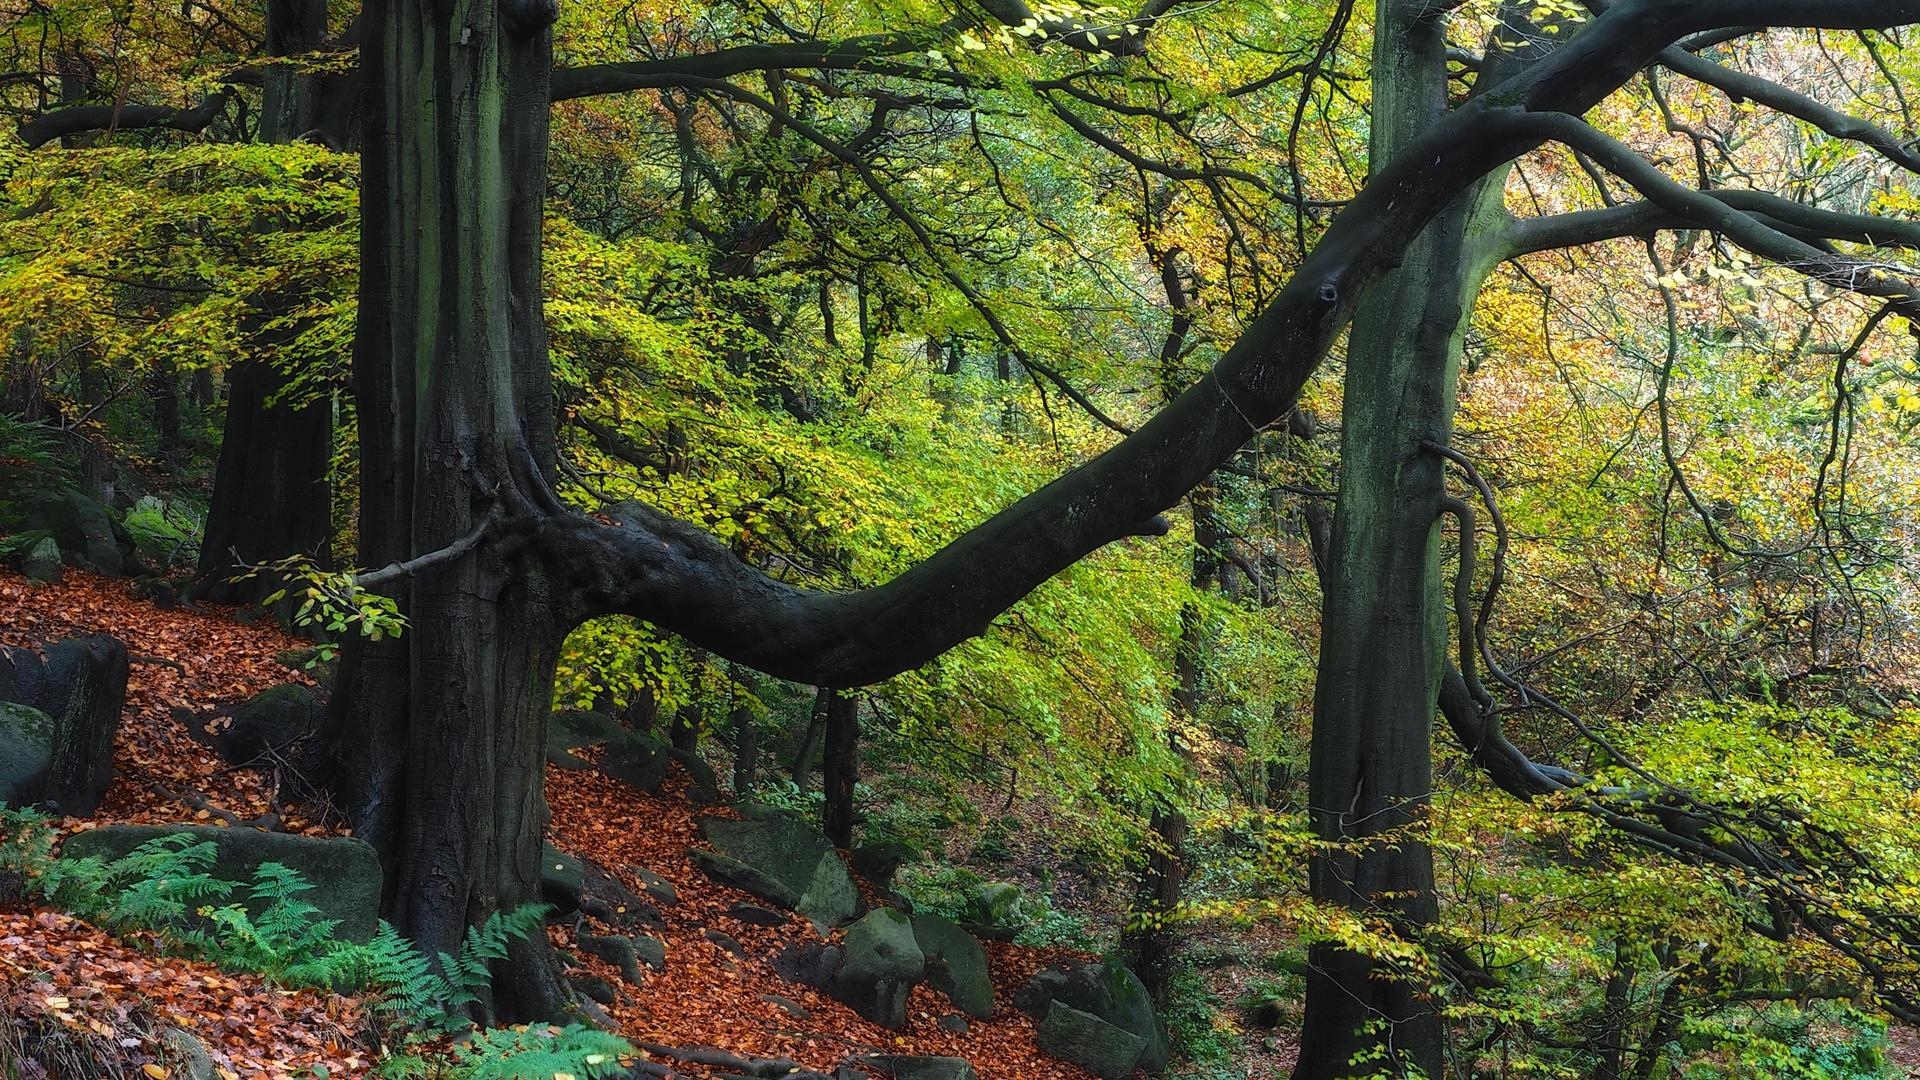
792,686 -> 830,787
821,690 -> 859,848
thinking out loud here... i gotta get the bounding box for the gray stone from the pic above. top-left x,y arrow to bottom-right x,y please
60,825 -> 382,941
0,637 -> 127,815
937,1014 -> 969,1035
828,908 -> 924,1029
693,805 -> 857,929
1036,1002 -> 1147,1080
853,1056 -> 978,1080
913,914 -> 993,1019
541,843 -> 585,913
161,1027 -> 214,1080
1016,959 -> 1168,1074
763,993 -> 811,1020
20,536 -> 61,584
633,934 -> 667,971
850,840 -> 917,890
704,927 -> 747,957
196,684 -> 320,765
21,490 -> 135,577
570,973 -> 617,1005
729,901 -> 788,927
961,881 -> 1026,939
0,702 -> 53,807
579,932 -> 644,986
633,865 -> 678,905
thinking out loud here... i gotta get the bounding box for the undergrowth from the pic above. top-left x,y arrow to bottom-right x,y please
1,807 -> 633,1079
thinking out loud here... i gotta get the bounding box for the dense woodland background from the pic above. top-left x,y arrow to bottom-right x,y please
5,0 -> 1920,1077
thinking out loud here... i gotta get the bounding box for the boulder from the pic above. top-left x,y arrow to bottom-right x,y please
579,932 -> 645,986
826,908 -> 924,1029
853,1056 -> 978,1080
20,535 -> 61,584
912,914 -> 993,1019
541,844 -> 586,913
1036,1002 -> 1147,1080
633,934 -> 667,971
729,901 -> 789,927
22,490 -> 134,576
1017,959 -> 1168,1073
570,973 -> 617,1005
693,805 -> 857,929
633,865 -> 678,906
0,702 -> 54,806
0,636 -> 128,814
850,840 -> 917,891
60,825 -> 382,941
601,734 -> 672,793
960,881 -> 1026,939
160,1027 -> 215,1080
193,684 -> 322,765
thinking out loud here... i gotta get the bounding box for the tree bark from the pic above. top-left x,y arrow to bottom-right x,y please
1292,2 -> 1513,1075
821,690 -> 859,848
334,0 -> 568,1021
195,0 -> 334,604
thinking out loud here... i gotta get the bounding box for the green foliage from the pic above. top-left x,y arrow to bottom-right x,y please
233,555 -> 408,665
121,493 -> 203,568
0,414 -> 69,535
1162,966 -> 1237,1069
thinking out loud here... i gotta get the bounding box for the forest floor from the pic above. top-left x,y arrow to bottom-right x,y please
0,567 -> 1098,1079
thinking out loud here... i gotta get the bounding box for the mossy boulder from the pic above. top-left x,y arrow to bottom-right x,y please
1036,1001 -> 1148,1080
60,825 -> 382,941
0,636 -> 127,814
194,684 -> 322,765
692,804 -> 857,929
1017,958 -> 1169,1074
827,908 -> 925,1028
913,914 -> 993,1019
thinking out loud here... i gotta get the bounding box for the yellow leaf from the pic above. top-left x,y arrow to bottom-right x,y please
143,1066 -> 170,1079
42,996 -> 69,1009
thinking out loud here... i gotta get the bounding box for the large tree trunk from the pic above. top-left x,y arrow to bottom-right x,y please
195,0 -> 334,604
1291,2 -> 1510,1075
336,0 -> 568,1021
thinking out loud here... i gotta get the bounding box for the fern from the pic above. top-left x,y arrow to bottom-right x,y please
449,1024 -> 632,1079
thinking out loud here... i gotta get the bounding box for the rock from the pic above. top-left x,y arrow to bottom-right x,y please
161,1027 -> 215,1080
0,702 -> 54,807
633,866 -> 678,905
763,993 -> 811,1020
579,932 -> 645,986
19,535 -> 61,584
60,825 -> 382,941
729,901 -> 788,927
960,881 -> 1026,939
1016,959 -> 1169,1074
704,928 -> 747,958
21,490 -> 134,576
601,735 -> 672,792
773,942 -> 841,988
194,683 -> 321,765
666,745 -> 720,801
937,1014 -> 969,1035
633,934 -> 667,971
570,973 -> 617,1005
912,914 -> 993,1019
826,908 -> 924,1029
693,805 -> 858,929
541,843 -> 586,913
1036,1002 -> 1148,1080
853,1056 -> 978,1080
0,636 -> 128,815
850,840 -> 917,891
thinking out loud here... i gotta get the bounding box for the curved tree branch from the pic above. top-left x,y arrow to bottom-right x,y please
522,2 -> 1920,687
18,89 -> 232,149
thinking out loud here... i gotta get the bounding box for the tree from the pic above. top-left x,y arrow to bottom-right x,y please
14,0 -> 1920,1050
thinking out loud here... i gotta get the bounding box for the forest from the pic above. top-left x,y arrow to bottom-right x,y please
3,0 -> 1920,1077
